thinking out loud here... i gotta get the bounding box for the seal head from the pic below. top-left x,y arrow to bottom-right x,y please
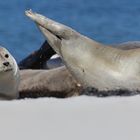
0,47 -> 20,99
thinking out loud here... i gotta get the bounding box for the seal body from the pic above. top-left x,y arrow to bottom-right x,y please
26,10 -> 140,91
19,66 -> 80,98
59,38 -> 140,91
0,47 -> 20,99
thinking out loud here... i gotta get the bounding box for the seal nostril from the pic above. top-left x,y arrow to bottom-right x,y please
3,62 -> 10,67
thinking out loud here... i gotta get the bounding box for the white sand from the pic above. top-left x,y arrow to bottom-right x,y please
0,95 -> 140,140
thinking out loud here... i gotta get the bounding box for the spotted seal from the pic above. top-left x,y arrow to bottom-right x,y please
25,10 -> 140,92
0,47 -> 19,99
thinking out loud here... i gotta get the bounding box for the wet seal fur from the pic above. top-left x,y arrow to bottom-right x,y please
0,47 -> 20,99
25,10 -> 140,93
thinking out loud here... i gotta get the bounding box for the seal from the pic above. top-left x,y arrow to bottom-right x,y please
0,46 -> 20,99
18,41 -> 140,98
25,10 -> 140,92
19,66 -> 80,98
18,41 -> 56,69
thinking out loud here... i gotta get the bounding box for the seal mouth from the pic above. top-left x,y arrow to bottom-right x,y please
0,67 -> 13,73
4,68 -> 13,72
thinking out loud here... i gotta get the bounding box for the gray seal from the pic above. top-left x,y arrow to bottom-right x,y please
0,47 -> 20,99
25,10 -> 140,91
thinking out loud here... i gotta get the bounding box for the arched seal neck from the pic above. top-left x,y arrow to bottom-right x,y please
26,10 -> 140,91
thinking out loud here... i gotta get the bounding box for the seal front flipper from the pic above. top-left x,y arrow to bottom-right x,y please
18,41 -> 56,69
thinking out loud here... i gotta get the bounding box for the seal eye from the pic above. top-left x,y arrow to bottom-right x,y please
5,54 -> 9,58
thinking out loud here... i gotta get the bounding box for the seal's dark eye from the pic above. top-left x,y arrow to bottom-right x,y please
5,54 -> 9,58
